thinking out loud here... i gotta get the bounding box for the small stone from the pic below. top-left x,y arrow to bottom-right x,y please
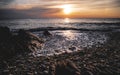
3,70 -> 9,72
43,70 -> 48,74
69,46 -> 76,51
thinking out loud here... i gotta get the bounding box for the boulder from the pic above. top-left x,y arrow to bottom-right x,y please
0,27 -> 44,60
0,26 -> 11,42
49,60 -> 80,75
15,29 -> 44,52
0,27 -> 14,59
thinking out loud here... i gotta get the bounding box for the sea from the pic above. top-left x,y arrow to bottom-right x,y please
0,18 -> 120,56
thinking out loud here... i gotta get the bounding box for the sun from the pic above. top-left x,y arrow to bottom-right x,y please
61,4 -> 72,15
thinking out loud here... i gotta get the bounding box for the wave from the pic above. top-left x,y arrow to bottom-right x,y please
11,27 -> 120,33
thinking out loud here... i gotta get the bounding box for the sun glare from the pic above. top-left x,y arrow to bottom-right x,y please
64,18 -> 70,23
61,4 -> 72,15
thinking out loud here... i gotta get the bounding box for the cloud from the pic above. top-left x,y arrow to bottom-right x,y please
68,0 -> 120,10
1,0 -> 120,9
0,0 -> 14,6
0,7 -> 61,19
0,0 -> 119,19
0,9 -> 30,19
115,0 -> 120,6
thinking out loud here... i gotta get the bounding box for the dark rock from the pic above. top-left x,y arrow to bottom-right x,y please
49,60 -> 80,75
95,52 -> 107,58
69,46 -> 76,51
0,27 -> 44,60
16,29 -> 44,52
0,27 -> 14,59
81,68 -> 93,75
49,63 -> 56,75
0,26 -> 11,41
43,30 -> 52,37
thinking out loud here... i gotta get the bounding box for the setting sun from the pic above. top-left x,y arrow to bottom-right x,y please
61,4 -> 72,15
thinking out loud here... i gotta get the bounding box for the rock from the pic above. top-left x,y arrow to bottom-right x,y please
95,52 -> 107,58
49,60 -> 80,75
16,29 -> 44,52
0,27 -> 15,59
0,26 -> 11,42
43,70 -> 48,74
49,63 -> 56,75
69,46 -> 77,51
43,30 -> 52,37
81,68 -> 93,75
0,27 -> 44,60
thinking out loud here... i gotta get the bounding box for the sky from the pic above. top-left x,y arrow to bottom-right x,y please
0,0 -> 120,19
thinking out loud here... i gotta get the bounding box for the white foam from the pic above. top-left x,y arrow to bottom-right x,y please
32,30 -> 108,57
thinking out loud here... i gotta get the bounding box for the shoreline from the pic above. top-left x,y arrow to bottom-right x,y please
0,28 -> 120,75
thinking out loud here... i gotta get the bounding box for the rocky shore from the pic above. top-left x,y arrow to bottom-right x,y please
0,27 -> 120,75
0,27 -> 44,60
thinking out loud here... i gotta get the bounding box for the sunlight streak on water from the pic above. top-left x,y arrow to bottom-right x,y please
64,18 -> 70,23
33,30 -> 108,56
0,18 -> 119,30
62,30 -> 75,40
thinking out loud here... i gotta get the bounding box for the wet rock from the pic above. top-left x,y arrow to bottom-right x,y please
43,30 -> 52,37
43,70 -> 49,75
69,46 -> 77,51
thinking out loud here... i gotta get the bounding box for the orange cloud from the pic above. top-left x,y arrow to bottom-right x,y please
0,0 -> 120,18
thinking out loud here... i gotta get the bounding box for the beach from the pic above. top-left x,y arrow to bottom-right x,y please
0,18 -> 120,75
0,30 -> 120,75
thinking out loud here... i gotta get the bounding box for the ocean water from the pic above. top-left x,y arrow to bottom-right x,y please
0,18 -> 120,30
0,18 -> 120,56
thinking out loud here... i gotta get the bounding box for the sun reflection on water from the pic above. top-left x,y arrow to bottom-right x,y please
64,18 -> 70,23
62,30 -> 75,40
